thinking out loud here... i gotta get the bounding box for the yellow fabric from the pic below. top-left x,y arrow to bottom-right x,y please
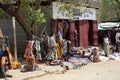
12,61 -> 21,69
1,57 -> 6,65
0,28 -> 3,37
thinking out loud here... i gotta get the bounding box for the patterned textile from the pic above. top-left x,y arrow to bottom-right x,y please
78,58 -> 91,65
40,34 -> 50,59
24,41 -> 35,63
61,57 -> 92,70
0,57 -> 6,75
33,40 -> 42,61
48,36 -> 57,60
62,40 -> 67,57
68,57 -> 82,66
61,61 -> 79,70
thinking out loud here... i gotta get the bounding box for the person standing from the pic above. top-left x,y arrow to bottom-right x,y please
63,20 -> 69,39
103,35 -> 110,57
74,29 -> 78,46
115,30 -> 120,53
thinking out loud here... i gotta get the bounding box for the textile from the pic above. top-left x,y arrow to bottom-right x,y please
24,41 -> 35,63
48,36 -> 57,60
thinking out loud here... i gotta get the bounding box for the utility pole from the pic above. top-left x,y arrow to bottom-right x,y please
12,16 -> 17,61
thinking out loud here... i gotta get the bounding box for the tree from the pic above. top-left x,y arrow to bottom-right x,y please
0,0 -> 99,40
99,0 -> 120,22
0,0 -> 46,40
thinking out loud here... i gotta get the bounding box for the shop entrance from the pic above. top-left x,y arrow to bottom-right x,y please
88,20 -> 93,46
51,19 -> 70,40
75,20 -> 79,46
51,19 -> 98,48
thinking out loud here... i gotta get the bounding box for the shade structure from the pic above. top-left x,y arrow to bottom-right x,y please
98,26 -> 108,30
98,22 -> 119,28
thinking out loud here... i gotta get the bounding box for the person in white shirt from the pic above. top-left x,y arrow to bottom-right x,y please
115,30 -> 120,53
103,35 -> 110,57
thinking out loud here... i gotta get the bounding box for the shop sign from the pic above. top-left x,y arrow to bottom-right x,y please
53,2 -> 71,19
53,2 -> 96,20
81,7 -> 96,20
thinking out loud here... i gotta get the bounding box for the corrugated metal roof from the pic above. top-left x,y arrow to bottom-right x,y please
98,22 -> 120,28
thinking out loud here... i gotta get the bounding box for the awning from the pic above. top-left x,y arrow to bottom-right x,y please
98,26 -> 108,30
98,22 -> 120,28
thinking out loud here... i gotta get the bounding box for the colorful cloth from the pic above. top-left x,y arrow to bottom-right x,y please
62,40 -> 68,57
34,40 -> 42,61
24,41 -> 35,63
61,61 -> 79,70
41,34 -> 50,59
48,36 -> 57,60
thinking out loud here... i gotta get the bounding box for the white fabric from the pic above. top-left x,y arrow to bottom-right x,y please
115,33 -> 120,43
99,56 -> 109,61
104,37 -> 109,44
109,53 -> 120,60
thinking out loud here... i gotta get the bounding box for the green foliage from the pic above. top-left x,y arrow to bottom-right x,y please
59,3 -> 73,18
47,6 -> 53,18
21,0 -> 34,4
0,8 -> 4,17
26,7 -> 46,25
0,0 -> 46,31
99,0 -> 120,22
59,4 -> 71,12
21,0 -> 46,25
35,11 -> 46,25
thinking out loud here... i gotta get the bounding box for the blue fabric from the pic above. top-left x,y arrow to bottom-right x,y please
64,21 -> 69,28
2,67 -> 5,73
0,49 -> 3,56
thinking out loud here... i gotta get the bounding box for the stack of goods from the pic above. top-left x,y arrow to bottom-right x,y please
61,61 -> 79,70
61,57 -> 91,70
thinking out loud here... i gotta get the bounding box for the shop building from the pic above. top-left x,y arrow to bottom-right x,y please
51,2 -> 98,48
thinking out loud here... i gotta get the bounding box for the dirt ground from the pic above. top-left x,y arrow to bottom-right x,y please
2,60 -> 120,80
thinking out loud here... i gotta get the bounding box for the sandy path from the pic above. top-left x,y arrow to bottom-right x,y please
33,60 -> 120,80
1,60 -> 120,80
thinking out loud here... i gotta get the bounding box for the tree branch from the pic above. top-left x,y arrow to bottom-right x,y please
0,1 -> 21,16
0,1 -> 33,40
15,0 -> 21,14
0,3 -> 15,16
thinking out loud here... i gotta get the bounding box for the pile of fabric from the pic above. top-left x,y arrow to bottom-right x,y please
109,52 -> 120,60
60,57 -> 91,70
99,50 -> 109,61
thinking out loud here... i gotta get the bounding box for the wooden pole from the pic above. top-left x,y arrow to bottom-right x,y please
12,16 -> 17,61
